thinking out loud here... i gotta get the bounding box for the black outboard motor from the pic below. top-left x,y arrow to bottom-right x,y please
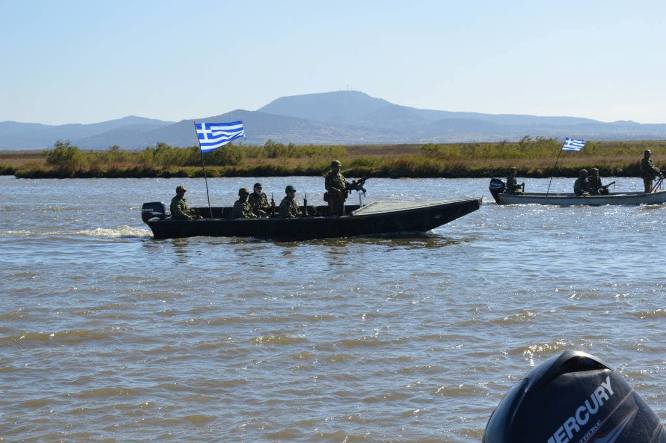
484,350 -> 665,443
489,178 -> 506,204
141,202 -> 167,223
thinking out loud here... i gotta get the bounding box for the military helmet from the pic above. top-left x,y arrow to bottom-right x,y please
579,169 -> 588,177
238,187 -> 248,196
331,160 -> 342,167
645,149 -> 652,155
285,185 -> 296,193
176,185 -> 187,193
253,182 -> 262,189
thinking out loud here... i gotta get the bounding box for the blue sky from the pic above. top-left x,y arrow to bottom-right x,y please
2,0 -> 666,124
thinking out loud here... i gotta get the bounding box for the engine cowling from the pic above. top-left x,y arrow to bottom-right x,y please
483,350 -> 665,443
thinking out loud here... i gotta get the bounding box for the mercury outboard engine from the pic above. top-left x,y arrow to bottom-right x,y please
484,350 -> 665,443
141,202 -> 167,223
489,178 -> 506,204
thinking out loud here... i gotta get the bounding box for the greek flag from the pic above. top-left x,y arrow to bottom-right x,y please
195,121 -> 245,152
562,137 -> 586,151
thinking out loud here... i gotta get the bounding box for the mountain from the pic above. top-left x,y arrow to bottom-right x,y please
259,90 -> 393,124
3,91 -> 666,149
0,116 -> 173,149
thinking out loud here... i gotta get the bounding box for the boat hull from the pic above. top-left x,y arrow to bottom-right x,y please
144,198 -> 482,240
493,190 -> 666,206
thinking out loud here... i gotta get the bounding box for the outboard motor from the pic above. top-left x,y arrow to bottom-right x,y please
483,350 -> 665,443
489,178 -> 506,204
141,202 -> 167,223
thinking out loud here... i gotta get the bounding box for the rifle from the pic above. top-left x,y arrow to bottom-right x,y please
303,193 -> 308,217
347,176 -> 370,196
270,193 -> 276,217
598,181 -> 615,195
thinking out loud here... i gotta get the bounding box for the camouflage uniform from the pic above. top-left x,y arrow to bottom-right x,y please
231,199 -> 256,219
279,196 -> 300,218
506,176 -> 519,193
248,191 -> 270,216
574,178 -> 590,196
325,169 -> 350,216
170,195 -> 196,220
588,171 -> 603,195
641,156 -> 661,193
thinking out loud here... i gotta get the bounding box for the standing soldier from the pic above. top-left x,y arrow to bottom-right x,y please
506,167 -> 524,194
170,185 -> 199,220
248,182 -> 270,217
231,188 -> 257,219
325,160 -> 352,216
574,169 -> 590,196
279,185 -> 301,218
640,149 -> 662,193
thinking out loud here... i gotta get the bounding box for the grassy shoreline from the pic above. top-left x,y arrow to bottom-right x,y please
1,139 -> 665,179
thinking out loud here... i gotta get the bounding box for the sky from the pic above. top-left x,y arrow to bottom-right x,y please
2,0 -> 666,125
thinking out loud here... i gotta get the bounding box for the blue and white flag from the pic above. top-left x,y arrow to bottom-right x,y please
195,121 -> 245,152
562,137 -> 586,151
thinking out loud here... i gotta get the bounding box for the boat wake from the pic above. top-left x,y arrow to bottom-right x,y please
75,225 -> 152,239
2,226 -> 152,239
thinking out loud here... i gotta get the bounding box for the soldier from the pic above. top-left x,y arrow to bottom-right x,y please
640,149 -> 662,193
588,168 -> 604,195
231,188 -> 257,219
325,160 -> 352,216
506,167 -> 524,194
170,185 -> 199,220
248,182 -> 270,217
573,169 -> 590,196
279,185 -> 301,218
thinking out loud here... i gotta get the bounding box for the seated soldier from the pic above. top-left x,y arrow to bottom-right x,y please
170,185 -> 199,220
573,169 -> 590,196
231,188 -> 257,219
588,168 -> 605,195
279,185 -> 301,218
248,182 -> 270,217
506,167 -> 524,194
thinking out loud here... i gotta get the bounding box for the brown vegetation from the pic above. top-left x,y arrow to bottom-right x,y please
2,138 -> 665,179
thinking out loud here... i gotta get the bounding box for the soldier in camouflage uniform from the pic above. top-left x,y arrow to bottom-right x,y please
170,185 -> 199,220
506,167 -> 524,194
232,188 -> 257,219
248,182 -> 270,217
573,169 -> 590,196
325,160 -> 352,216
279,185 -> 301,218
640,150 -> 662,193
588,168 -> 604,195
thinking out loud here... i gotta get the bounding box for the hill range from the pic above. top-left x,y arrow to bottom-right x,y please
2,91 -> 666,149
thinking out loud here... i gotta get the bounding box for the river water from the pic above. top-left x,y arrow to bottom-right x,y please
1,175 -> 664,441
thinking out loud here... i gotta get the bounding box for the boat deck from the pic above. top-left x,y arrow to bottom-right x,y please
352,200 -> 467,215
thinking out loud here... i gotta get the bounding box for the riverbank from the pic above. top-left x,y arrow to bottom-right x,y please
2,139 -> 665,179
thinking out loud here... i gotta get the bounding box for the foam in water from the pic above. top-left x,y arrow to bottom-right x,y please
2,226 -> 151,238
75,226 -> 152,239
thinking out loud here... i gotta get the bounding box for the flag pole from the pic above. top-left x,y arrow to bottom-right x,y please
546,146 -> 564,196
194,122 -> 214,218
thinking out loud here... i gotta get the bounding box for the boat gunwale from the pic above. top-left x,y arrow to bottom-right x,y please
147,197 -> 482,225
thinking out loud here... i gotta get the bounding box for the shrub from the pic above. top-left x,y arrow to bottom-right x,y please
45,140 -> 86,174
